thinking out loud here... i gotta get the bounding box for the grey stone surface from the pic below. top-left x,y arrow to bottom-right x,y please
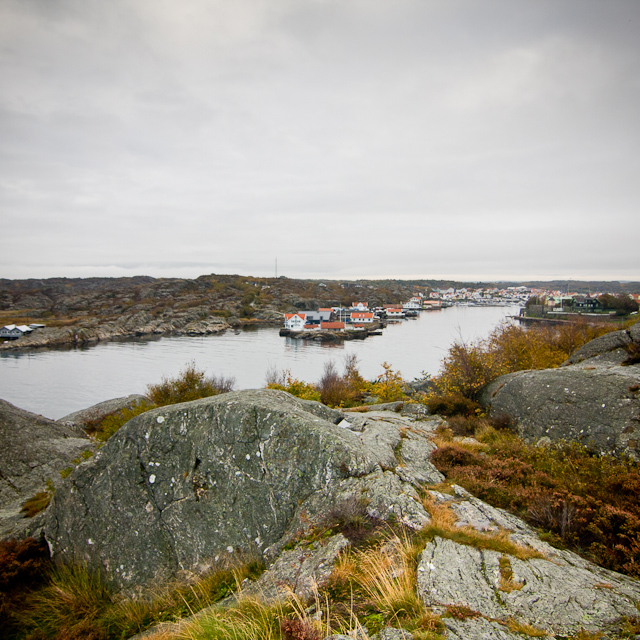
45,389 -> 375,589
395,424 -> 444,486
58,394 -> 148,431
0,399 -> 93,539
370,629 -> 413,640
443,617 -> 539,640
44,389 -> 439,590
485,365 -> 640,457
565,326 -> 633,364
400,402 -> 431,418
240,534 -> 349,602
417,535 -> 640,637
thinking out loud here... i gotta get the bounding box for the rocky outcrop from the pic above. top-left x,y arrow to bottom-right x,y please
416,486 -> 640,638
58,394 -> 148,432
0,399 -> 93,539
481,322 -> 640,458
44,390 -> 441,590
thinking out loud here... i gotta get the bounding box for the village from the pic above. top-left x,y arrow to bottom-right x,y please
280,287 -> 531,335
281,285 -> 640,336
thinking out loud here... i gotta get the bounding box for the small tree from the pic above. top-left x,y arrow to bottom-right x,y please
373,362 -> 405,403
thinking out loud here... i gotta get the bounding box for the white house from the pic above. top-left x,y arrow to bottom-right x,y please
283,313 -> 307,331
350,312 -> 374,324
351,302 -> 369,311
0,324 -> 33,339
385,308 -> 405,318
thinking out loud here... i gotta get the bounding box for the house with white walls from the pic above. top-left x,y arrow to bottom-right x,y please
283,313 -> 307,331
350,312 -> 374,324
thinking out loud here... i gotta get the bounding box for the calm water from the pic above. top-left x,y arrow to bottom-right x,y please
0,305 -> 519,419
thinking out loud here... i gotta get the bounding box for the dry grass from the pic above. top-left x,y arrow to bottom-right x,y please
503,617 -> 548,637
20,491 -> 52,517
419,495 -> 545,562
322,535 -> 446,639
355,541 -> 422,619
498,555 -> 524,593
4,556 -> 264,640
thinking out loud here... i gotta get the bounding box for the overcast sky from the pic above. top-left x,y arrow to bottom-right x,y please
1,0 -> 639,282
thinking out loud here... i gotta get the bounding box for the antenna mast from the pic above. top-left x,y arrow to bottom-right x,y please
275,258 -> 277,279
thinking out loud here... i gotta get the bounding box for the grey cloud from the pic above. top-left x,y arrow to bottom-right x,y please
1,0 -> 638,280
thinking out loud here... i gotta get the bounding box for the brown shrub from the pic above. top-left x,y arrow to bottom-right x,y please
0,538 -> 51,594
425,392 -> 480,417
622,342 -> 640,366
430,435 -> 640,578
0,537 -> 51,635
280,618 -> 321,640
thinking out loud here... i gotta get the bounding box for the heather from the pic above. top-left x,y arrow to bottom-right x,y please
430,421 -> 640,578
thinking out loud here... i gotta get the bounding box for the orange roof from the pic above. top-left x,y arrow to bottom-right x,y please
321,322 -> 345,329
284,313 -> 306,320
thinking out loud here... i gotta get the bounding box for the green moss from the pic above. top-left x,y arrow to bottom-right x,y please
20,492 -> 51,518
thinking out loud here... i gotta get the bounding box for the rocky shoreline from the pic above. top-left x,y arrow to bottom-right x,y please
0,274 -> 413,352
0,313 -> 289,352
0,313 -> 231,351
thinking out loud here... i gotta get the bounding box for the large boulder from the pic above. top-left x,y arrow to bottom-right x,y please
44,389 -> 441,590
481,322 -> 640,457
0,399 -> 93,539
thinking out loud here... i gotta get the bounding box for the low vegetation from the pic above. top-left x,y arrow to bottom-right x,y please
266,356 -> 404,408
430,420 -> 640,578
146,360 -> 235,406
0,545 -> 264,640
84,400 -> 155,442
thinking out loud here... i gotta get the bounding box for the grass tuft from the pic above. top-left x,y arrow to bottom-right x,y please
503,616 -> 548,637
147,361 -> 235,407
419,495 -> 544,562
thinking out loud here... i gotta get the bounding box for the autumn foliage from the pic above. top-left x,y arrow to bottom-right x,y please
431,423 -> 640,578
430,320 -> 623,401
